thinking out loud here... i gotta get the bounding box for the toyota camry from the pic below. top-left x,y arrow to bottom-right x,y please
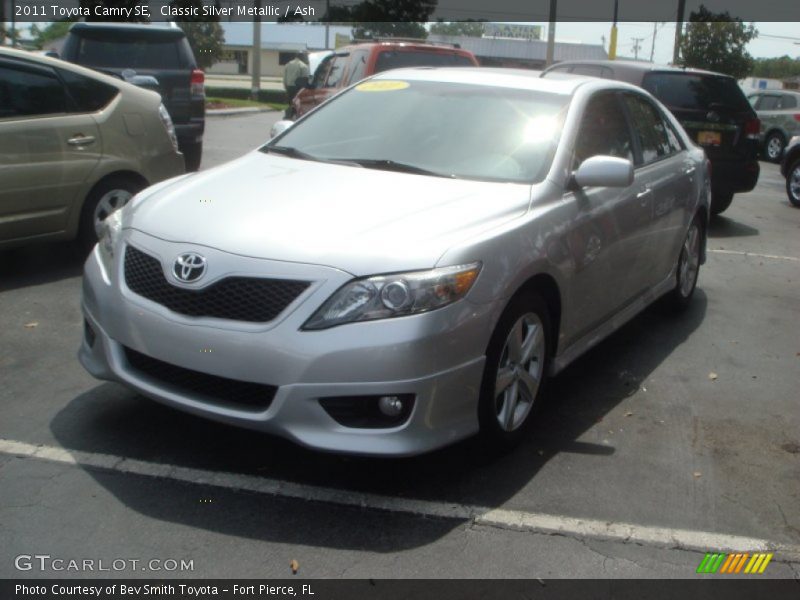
79,68 -> 710,456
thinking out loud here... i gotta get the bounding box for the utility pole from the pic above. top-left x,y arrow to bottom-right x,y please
650,22 -> 658,62
631,37 -> 644,60
325,0 -> 330,49
609,0 -> 619,60
251,1 -> 261,101
545,0 -> 556,67
673,0 -> 686,65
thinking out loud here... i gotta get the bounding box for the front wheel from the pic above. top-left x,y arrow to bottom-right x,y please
786,158 -> 800,208
663,216 -> 703,312
478,292 -> 550,453
764,132 -> 786,163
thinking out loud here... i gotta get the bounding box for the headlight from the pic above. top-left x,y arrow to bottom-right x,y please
158,103 -> 179,153
98,209 -> 123,267
303,262 -> 481,330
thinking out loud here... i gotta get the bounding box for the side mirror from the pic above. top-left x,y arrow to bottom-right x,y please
571,155 -> 634,189
269,120 -> 294,139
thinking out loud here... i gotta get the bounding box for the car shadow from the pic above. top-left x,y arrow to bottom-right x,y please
50,291 -> 707,551
0,241 -> 87,293
707,216 -> 759,239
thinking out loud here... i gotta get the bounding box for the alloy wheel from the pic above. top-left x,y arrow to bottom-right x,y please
790,165 -> 800,203
493,312 -> 545,432
767,136 -> 783,161
93,189 -> 133,238
679,222 -> 701,298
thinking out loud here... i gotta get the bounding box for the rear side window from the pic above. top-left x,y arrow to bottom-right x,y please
623,94 -> 674,164
757,95 -> 780,110
74,33 -> 188,70
0,65 -> 66,118
642,73 -> 751,112
374,50 -> 474,73
781,95 -> 797,109
58,69 -> 118,113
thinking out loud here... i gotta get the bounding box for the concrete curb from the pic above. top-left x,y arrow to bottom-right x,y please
206,107 -> 277,117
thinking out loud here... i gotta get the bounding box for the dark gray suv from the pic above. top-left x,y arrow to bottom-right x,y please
542,61 -> 760,215
60,22 -> 205,171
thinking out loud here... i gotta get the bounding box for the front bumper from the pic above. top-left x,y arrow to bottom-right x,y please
79,231 -> 497,456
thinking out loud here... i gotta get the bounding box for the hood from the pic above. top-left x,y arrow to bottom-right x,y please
128,151 -> 532,276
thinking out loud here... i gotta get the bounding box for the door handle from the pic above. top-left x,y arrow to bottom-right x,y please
67,135 -> 96,147
636,187 -> 652,201
683,166 -> 696,175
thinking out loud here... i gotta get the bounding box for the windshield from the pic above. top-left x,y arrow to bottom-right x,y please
643,72 -> 751,112
263,79 -> 569,183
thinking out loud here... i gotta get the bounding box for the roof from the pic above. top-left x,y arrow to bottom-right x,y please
371,66 -> 638,96
221,23 -> 353,52
546,59 -> 732,79
426,34 -> 607,62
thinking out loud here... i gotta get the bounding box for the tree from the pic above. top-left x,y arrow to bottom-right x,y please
323,0 -> 436,40
751,56 -> 800,80
169,1 -> 225,70
677,6 -> 757,79
29,22 -> 73,50
430,21 -> 485,37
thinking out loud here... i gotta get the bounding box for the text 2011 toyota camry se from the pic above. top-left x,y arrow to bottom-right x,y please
80,68 -> 710,456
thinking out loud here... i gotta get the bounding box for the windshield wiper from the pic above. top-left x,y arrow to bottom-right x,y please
340,158 -> 457,179
262,145 -> 318,161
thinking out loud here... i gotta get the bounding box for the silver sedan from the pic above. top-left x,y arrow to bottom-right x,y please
79,68 -> 710,456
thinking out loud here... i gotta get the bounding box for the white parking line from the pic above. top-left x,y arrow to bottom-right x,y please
709,249 -> 800,262
2,438 -> 799,563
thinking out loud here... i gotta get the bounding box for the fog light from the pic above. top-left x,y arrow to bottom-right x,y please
378,395 -> 404,417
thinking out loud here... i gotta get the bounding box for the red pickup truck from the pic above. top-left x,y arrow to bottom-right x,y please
291,41 -> 479,119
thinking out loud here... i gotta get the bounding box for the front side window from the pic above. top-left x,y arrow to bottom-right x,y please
623,94 -> 673,164
0,65 -> 66,118
346,50 -> 369,86
323,55 -> 347,88
265,79 -> 569,183
573,93 -> 633,168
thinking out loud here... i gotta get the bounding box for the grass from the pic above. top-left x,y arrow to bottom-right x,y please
205,96 -> 287,111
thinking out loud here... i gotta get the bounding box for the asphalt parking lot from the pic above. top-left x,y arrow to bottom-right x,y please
1,111 -> 799,579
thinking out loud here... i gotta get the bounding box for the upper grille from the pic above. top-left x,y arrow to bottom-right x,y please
124,346 -> 277,411
124,245 -> 310,323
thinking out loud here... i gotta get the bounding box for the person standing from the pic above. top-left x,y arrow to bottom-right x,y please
283,51 -> 309,118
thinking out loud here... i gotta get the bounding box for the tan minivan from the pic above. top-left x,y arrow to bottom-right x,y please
0,47 -> 185,249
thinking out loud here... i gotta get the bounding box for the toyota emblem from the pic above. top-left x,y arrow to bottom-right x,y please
173,252 -> 207,282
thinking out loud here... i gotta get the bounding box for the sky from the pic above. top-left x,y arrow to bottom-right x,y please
539,21 -> 800,63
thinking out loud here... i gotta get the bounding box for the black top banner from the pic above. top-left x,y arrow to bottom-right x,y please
3,0 -> 800,23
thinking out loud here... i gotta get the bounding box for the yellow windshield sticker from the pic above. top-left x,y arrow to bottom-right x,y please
356,80 -> 410,92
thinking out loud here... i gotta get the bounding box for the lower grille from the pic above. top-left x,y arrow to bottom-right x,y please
124,347 -> 277,411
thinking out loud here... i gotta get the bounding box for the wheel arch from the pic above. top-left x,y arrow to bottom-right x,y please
501,273 -> 563,359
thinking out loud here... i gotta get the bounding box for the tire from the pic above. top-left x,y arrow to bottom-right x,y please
78,176 -> 144,251
786,158 -> 800,208
663,215 -> 703,312
478,292 -> 551,453
710,190 -> 733,215
764,132 -> 786,163
182,141 -> 203,172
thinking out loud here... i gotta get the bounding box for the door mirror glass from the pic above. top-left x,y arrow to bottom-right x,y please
572,155 -> 634,188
